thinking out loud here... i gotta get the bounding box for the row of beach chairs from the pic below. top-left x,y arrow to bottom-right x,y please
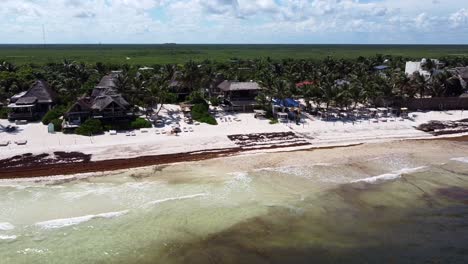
155,127 -> 194,134
219,116 -> 241,123
0,139 -> 28,147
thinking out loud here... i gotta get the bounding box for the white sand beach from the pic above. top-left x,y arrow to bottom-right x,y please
1,105 -> 467,162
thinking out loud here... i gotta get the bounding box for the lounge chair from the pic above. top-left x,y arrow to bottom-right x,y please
194,122 -> 200,126
140,129 -> 149,133
126,132 -> 131,136
15,139 -> 27,145
130,132 -> 136,136
155,129 -> 161,135
183,127 -> 189,132
15,120 -> 27,125
189,127 -> 194,132
0,141 -> 10,147
109,130 -> 117,135
162,130 -> 167,134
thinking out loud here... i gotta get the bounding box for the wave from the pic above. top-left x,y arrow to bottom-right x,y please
35,210 -> 129,229
0,235 -> 17,241
0,222 -> 15,231
451,157 -> 468,164
228,172 -> 252,183
146,193 -> 208,206
351,166 -> 427,184
16,248 -> 49,255
255,163 -> 333,172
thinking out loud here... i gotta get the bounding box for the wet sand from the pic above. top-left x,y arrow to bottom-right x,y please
0,143 -> 312,179
1,132 -> 467,180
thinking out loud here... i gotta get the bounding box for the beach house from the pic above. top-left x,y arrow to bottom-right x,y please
168,71 -> 192,101
63,73 -> 134,129
452,67 -> 468,89
405,59 -> 444,80
218,81 -> 261,111
7,80 -> 57,121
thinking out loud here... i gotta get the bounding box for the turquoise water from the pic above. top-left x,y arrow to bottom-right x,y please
1,140 -> 468,263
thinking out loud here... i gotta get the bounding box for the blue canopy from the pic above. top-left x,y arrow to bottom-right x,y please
374,65 -> 390,71
273,98 -> 300,108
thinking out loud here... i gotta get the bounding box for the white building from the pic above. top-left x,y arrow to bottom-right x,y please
405,58 -> 443,80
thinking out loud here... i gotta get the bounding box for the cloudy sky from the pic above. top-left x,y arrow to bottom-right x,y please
1,0 -> 467,44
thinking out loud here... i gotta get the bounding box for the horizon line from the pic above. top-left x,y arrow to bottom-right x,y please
0,43 -> 468,46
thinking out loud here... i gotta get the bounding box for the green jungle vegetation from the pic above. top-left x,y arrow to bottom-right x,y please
1,44 -> 468,65
1,47 -> 468,131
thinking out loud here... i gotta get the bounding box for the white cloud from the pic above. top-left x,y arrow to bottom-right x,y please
0,0 -> 467,44
449,8 -> 468,28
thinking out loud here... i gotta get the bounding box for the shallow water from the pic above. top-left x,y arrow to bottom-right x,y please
1,140 -> 468,263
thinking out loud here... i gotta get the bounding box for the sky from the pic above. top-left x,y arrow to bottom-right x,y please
1,0 -> 467,44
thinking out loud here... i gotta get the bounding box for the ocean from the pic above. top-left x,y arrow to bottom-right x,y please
1,139 -> 468,263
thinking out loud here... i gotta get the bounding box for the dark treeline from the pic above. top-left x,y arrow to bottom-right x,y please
1,54 -> 468,117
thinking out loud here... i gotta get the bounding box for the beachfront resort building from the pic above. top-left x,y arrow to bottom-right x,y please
168,71 -> 191,101
452,67 -> 468,89
405,59 -> 444,80
63,73 -> 134,129
218,80 -> 261,111
7,80 -> 57,121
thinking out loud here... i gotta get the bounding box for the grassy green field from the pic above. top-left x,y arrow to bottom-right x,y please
1,44 -> 468,65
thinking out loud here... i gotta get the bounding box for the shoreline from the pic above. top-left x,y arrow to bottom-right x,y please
2,109 -> 468,180
0,143 -> 313,180
1,132 -> 467,181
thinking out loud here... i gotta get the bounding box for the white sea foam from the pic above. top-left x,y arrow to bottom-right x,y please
0,235 -> 17,241
0,222 -> 15,231
228,172 -> 252,183
451,157 -> 468,164
17,248 -> 49,255
35,210 -> 129,229
255,163 -> 333,173
351,166 -> 427,184
146,193 -> 208,206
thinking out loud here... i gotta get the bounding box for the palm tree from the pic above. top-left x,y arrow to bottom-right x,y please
146,76 -> 170,116
130,74 -> 146,104
392,71 -> 413,99
115,72 -> 131,93
348,76 -> 367,109
320,75 -> 338,110
161,64 -> 176,82
257,69 -> 277,113
301,82 -> 322,110
180,60 -> 201,93
412,72 -> 428,99
0,61 -> 17,72
428,71 -> 452,97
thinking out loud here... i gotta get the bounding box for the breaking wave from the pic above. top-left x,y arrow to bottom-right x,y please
35,210 -> 129,229
0,235 -> 17,241
451,157 -> 468,164
146,193 -> 208,206
0,222 -> 15,231
351,166 -> 427,184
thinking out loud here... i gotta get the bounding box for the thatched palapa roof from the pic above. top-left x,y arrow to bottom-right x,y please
20,80 -> 57,104
15,97 -> 38,105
